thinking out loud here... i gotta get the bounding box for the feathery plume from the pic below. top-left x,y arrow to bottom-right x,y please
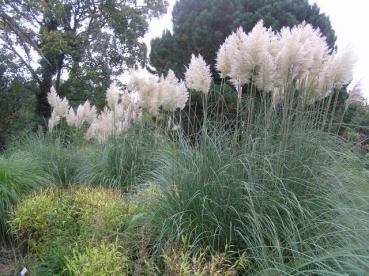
128,69 -> 188,114
227,27 -> 252,90
160,70 -> 189,111
66,100 -> 97,128
85,85 -> 141,143
47,87 -> 70,117
106,84 -> 121,110
185,54 -> 212,94
346,82 -> 365,107
48,110 -> 61,132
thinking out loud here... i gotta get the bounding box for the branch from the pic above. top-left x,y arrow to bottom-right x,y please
4,0 -> 43,27
4,35 -> 42,85
1,11 -> 52,66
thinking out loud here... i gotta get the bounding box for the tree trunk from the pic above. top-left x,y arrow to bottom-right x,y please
36,67 -> 54,120
55,54 -> 64,92
35,20 -> 61,124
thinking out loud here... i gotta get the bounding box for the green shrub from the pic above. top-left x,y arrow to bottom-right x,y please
0,154 -> 49,243
65,242 -> 130,276
8,186 -> 141,274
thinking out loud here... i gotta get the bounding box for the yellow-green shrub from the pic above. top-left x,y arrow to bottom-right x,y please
162,247 -> 248,276
8,188 -> 58,242
65,242 -> 129,276
8,185 -> 143,273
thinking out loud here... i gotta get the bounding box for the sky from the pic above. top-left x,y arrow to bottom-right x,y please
143,0 -> 369,98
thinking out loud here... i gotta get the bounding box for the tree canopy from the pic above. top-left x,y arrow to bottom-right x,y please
150,0 -> 336,78
0,0 -> 168,119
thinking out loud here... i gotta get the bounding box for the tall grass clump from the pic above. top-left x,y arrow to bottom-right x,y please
150,125 -> 369,274
0,153 -> 49,243
78,126 -> 166,190
144,21 -> 369,275
5,132 -> 83,186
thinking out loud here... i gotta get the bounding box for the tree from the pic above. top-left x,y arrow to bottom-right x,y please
0,49 -> 37,148
150,0 -> 336,78
0,0 -> 167,120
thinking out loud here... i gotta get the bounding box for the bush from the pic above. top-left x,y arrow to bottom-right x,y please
162,246 -> 247,276
8,186 -> 142,274
0,154 -> 49,243
65,242 -> 130,276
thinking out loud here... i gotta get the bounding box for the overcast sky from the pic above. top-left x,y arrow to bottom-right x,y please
143,0 -> 369,97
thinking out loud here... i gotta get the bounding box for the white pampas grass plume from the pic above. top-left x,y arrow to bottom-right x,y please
216,40 -> 232,78
160,70 -> 189,111
85,108 -> 114,143
175,81 -> 189,110
48,110 -> 61,132
127,69 -> 188,114
106,84 -> 121,110
327,48 -> 356,90
47,87 -> 70,131
127,70 -> 161,115
47,87 -> 69,117
85,87 -> 141,143
246,21 -> 277,91
66,100 -> 97,128
275,23 -> 330,87
219,22 -> 277,94
346,82 -> 365,107
185,54 -> 212,94
227,27 -> 252,90
65,107 -> 77,127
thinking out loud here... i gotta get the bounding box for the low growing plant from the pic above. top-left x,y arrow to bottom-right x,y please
0,153 -> 49,243
8,186 -> 143,274
65,242 -> 130,276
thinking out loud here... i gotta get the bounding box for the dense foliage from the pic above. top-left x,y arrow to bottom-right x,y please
0,49 -> 37,149
0,0 -> 168,120
8,186 -> 140,274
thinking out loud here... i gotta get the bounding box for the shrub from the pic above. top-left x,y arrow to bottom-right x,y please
0,154 -> 49,243
8,186 -> 142,274
162,246 -> 247,276
65,242 -> 130,276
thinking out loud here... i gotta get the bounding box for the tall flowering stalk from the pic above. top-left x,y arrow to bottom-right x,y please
47,87 -> 70,132
85,86 -> 141,143
47,68 -> 190,143
214,20 -> 355,171
216,20 -> 355,117
66,100 -> 97,129
128,69 -> 189,115
45,20 -> 355,153
185,54 -> 212,135
127,69 -> 189,135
